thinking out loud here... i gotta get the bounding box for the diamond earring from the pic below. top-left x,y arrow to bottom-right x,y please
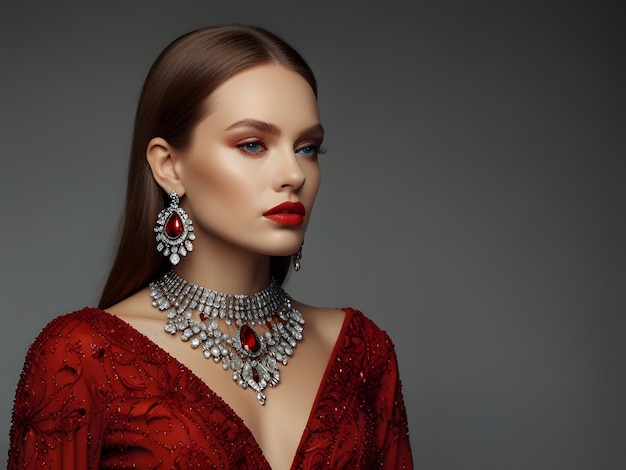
293,243 -> 303,271
154,191 -> 195,265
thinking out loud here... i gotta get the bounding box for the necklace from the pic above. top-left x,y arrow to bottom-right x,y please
149,271 -> 304,405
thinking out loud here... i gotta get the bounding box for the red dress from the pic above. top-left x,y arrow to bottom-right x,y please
8,307 -> 413,469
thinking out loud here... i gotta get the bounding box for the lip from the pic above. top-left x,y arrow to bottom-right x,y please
263,201 -> 306,226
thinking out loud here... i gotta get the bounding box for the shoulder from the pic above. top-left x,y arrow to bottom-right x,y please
24,307 -> 129,361
34,307 -> 121,338
18,307 -> 158,394
294,304 -> 395,350
15,308 -> 123,406
339,308 -> 401,376
344,307 -> 396,349
297,302 -> 397,358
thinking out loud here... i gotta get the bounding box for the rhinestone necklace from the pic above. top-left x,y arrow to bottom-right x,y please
149,271 -> 304,405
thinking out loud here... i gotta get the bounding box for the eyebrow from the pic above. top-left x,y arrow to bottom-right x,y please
225,119 -> 325,140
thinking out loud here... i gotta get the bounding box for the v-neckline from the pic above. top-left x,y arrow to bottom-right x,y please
95,306 -> 354,469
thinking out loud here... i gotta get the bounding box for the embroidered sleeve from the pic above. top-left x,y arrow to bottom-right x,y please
8,316 -> 103,469
374,335 -> 414,469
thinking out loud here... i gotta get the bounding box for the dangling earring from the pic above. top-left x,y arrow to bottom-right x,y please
154,191 -> 195,265
293,243 -> 303,271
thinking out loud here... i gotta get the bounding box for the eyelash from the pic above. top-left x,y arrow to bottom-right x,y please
296,144 -> 327,159
237,140 -> 266,155
236,139 -> 327,158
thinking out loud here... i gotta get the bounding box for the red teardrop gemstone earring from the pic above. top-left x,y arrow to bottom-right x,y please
154,191 -> 195,265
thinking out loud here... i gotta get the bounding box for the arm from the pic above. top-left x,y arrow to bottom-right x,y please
375,336 -> 414,469
8,315 -> 103,469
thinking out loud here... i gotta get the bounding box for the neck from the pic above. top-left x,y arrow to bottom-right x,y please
173,237 -> 272,295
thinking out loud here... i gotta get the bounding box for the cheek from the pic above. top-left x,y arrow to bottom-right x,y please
184,155 -> 259,214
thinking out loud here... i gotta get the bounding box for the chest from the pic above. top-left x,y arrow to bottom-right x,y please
100,315 -> 339,468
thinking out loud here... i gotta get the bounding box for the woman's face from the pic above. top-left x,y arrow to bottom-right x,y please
175,64 -> 323,258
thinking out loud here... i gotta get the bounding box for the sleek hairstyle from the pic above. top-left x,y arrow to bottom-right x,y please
99,25 -> 317,309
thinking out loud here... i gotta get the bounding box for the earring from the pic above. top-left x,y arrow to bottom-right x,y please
293,243 -> 303,271
154,191 -> 195,265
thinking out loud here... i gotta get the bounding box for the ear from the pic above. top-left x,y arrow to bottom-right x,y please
146,137 -> 185,196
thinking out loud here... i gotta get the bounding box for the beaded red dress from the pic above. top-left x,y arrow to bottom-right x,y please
8,307 -> 413,469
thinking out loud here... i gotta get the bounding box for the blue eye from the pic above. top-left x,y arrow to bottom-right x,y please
237,140 -> 265,155
296,145 -> 323,158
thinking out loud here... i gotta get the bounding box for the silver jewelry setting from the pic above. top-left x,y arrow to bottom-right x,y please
154,191 -> 195,265
149,271 -> 305,405
293,243 -> 303,271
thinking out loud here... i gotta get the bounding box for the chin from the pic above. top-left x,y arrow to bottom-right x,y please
257,236 -> 303,257
263,245 -> 301,257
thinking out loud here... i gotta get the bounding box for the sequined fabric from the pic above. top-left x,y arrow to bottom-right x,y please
8,307 -> 413,469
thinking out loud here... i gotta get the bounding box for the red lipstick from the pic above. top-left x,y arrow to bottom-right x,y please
263,201 -> 306,226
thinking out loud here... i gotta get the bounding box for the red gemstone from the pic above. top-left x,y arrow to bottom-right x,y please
252,368 -> 260,383
165,213 -> 183,239
240,325 -> 260,353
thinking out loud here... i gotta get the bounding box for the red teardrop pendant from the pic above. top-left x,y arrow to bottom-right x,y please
240,325 -> 261,353
165,212 -> 183,239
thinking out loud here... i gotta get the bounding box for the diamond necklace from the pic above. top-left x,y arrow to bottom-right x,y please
149,271 -> 304,405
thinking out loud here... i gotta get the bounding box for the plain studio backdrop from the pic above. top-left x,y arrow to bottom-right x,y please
0,1 -> 623,469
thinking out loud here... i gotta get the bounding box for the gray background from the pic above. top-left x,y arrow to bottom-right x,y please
1,1 -> 623,468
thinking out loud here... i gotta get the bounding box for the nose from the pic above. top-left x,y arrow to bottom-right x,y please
272,147 -> 306,191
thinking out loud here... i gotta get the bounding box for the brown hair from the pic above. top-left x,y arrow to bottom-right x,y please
99,25 -> 317,309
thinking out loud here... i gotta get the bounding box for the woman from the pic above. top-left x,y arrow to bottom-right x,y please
8,25 -> 412,469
